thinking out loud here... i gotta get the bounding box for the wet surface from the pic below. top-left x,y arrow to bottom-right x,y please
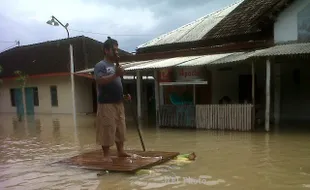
1,114 -> 310,189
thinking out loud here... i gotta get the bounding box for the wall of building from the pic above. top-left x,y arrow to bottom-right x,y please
274,0 -> 310,43
278,58 -> 310,122
74,76 -> 93,114
0,75 -> 93,114
210,63 -> 266,104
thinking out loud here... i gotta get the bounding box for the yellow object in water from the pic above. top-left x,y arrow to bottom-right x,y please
135,153 -> 196,174
135,169 -> 154,175
175,152 -> 196,161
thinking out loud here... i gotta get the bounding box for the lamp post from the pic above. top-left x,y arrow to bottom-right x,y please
46,16 -> 77,127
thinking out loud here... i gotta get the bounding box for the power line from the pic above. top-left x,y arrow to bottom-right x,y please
69,28 -> 158,37
0,40 -> 16,44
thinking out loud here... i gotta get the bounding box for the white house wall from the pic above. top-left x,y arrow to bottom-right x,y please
279,59 -> 310,122
274,0 -> 310,43
74,76 -> 93,114
0,75 -> 94,114
210,63 -> 265,104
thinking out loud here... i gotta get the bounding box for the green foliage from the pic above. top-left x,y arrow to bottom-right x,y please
14,70 -> 29,87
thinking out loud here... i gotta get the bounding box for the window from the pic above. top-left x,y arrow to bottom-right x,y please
33,87 -> 39,106
50,86 -> 58,107
10,89 -> 16,107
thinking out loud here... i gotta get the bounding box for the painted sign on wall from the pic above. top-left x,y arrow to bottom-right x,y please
298,3 -> 310,41
175,68 -> 204,81
159,68 -> 173,82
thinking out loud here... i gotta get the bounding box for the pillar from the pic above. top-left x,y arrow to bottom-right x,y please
251,62 -> 255,130
154,70 -> 160,125
136,70 -> 142,120
265,59 -> 271,132
274,63 -> 281,126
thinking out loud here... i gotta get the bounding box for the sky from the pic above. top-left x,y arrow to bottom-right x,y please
0,0 -> 237,53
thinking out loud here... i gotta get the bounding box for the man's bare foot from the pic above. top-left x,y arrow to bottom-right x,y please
102,156 -> 113,163
118,152 -> 132,157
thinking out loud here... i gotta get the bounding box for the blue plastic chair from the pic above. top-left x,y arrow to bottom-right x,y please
169,93 -> 184,105
169,93 -> 193,126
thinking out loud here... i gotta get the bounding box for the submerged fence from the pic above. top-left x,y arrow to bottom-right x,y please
196,104 -> 253,131
158,105 -> 196,128
157,104 -> 253,131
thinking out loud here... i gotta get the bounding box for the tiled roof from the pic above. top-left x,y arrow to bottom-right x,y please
0,36 -> 130,78
251,42 -> 310,57
205,0 -> 295,39
137,0 -> 295,51
75,42 -> 310,73
137,0 -> 243,49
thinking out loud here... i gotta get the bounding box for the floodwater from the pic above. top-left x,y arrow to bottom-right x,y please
0,114 -> 310,190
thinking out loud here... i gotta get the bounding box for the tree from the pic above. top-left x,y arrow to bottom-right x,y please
14,70 -> 28,88
14,70 -> 29,121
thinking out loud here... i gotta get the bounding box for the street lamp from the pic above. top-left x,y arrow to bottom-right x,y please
46,16 -> 70,38
46,15 -> 77,127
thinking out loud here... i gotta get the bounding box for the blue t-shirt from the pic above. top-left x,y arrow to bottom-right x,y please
94,60 -> 123,104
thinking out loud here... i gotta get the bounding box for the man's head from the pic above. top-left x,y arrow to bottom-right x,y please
103,36 -> 119,62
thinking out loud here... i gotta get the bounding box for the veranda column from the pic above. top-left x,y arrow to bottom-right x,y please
274,63 -> 281,126
154,70 -> 160,126
136,70 -> 142,120
265,59 -> 271,132
251,62 -> 256,130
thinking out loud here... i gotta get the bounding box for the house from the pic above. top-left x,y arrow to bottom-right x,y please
0,36 -> 131,115
112,0 -> 310,131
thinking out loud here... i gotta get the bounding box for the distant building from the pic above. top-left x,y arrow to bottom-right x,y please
0,36 -> 131,115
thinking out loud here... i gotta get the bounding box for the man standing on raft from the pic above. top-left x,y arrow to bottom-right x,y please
94,37 -> 131,162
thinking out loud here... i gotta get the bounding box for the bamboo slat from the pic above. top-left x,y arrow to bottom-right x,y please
56,149 -> 179,173
196,104 -> 253,131
158,105 -> 196,128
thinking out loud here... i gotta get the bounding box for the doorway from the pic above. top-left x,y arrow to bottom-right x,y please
238,75 -> 252,103
25,87 -> 35,115
92,82 -> 97,113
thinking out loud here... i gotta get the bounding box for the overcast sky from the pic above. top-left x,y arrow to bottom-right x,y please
0,0 -> 237,53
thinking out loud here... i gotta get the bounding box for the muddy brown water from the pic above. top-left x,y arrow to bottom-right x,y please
0,114 -> 310,190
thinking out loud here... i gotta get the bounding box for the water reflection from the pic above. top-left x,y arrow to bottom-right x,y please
26,116 -> 42,137
12,117 -> 26,137
0,114 -> 310,190
52,118 -> 60,142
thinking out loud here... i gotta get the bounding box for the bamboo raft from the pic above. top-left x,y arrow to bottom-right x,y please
56,149 -> 179,173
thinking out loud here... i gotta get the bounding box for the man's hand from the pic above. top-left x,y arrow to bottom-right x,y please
115,66 -> 124,76
123,94 -> 131,101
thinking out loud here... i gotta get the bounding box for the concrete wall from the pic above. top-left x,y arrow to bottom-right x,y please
278,58 -> 310,122
210,63 -> 266,104
0,75 -> 94,114
74,76 -> 93,114
274,0 -> 310,43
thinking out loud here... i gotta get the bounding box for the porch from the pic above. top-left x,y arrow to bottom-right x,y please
124,42 -> 310,132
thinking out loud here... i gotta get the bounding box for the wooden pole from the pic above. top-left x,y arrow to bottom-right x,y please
154,70 -> 160,126
265,59 -> 271,132
193,84 -> 196,104
274,63 -> 281,126
251,62 -> 255,130
136,70 -> 142,120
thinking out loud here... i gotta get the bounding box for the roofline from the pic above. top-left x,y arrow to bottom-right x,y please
136,0 -> 295,54
0,72 -> 70,80
136,0 -> 244,51
0,35 -> 131,57
0,35 -> 86,56
136,31 -> 272,54
121,40 -> 274,62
